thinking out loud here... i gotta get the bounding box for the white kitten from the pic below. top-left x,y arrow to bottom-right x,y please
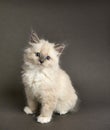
22,30 -> 78,124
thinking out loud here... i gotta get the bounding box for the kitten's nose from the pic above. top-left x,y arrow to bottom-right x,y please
39,60 -> 44,64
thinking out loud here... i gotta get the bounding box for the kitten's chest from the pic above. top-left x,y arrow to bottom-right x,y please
24,68 -> 54,88
26,70 -> 45,87
24,69 -> 54,96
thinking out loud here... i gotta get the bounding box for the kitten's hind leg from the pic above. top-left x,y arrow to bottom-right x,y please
55,94 -> 78,115
55,102 -> 69,115
24,106 -> 33,114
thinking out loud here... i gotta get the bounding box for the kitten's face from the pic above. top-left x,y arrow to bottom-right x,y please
25,40 -> 58,68
24,31 -> 65,69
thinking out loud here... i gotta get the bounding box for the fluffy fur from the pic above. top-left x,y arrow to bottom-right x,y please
22,31 -> 78,124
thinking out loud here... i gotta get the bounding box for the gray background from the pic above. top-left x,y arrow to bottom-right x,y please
0,0 -> 110,130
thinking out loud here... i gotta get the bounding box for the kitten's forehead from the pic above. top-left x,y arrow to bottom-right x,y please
37,40 -> 55,56
41,43 -> 51,54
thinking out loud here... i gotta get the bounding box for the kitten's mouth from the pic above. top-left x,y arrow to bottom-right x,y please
37,62 -> 44,67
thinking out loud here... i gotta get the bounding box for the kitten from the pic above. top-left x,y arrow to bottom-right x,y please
22,30 -> 78,124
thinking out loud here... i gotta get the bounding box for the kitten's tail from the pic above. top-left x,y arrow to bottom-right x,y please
72,97 -> 81,112
70,93 -> 81,112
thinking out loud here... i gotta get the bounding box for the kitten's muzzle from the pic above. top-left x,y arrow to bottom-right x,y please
39,59 -> 44,64
39,55 -> 46,64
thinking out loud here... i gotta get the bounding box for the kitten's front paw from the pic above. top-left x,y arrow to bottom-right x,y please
37,116 -> 52,123
24,106 -> 33,115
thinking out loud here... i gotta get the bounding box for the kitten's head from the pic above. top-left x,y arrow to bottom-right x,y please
24,31 -> 65,69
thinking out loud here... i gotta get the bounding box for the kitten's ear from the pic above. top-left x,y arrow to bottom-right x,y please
54,44 -> 65,55
29,29 -> 40,44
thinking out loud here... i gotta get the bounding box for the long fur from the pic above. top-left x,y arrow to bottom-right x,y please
22,32 -> 78,123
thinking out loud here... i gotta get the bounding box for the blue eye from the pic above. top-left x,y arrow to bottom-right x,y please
46,56 -> 50,60
35,52 -> 40,57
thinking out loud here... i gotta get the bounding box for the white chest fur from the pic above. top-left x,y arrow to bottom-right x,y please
23,66 -> 56,96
